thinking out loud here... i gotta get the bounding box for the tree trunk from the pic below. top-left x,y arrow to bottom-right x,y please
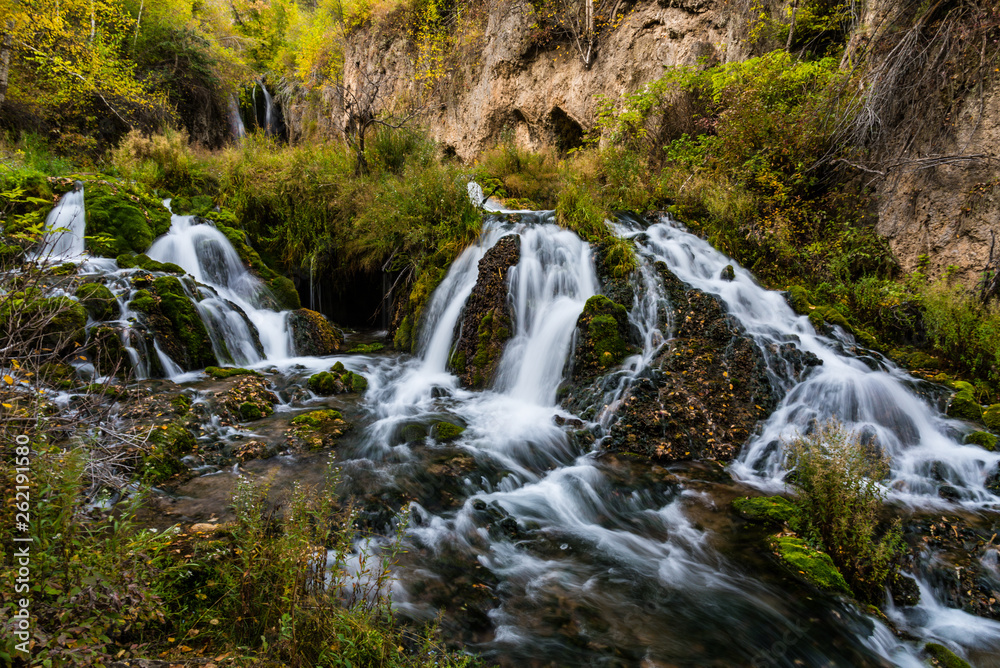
0,22 -> 12,110
786,0 -> 799,51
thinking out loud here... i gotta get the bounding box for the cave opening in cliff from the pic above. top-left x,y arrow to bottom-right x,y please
550,107 -> 584,153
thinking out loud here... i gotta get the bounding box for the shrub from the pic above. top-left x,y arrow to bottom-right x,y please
784,421 -> 904,603
921,280 -> 1000,385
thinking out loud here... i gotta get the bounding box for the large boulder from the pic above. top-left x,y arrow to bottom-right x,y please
288,308 -> 343,355
572,294 -> 630,381
128,275 -> 219,371
450,234 -> 520,388
84,184 -> 171,256
601,262 -> 777,462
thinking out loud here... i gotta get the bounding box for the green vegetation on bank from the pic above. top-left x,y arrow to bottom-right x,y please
0,445 -> 476,666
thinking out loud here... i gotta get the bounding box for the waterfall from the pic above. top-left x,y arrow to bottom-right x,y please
622,215 -> 1000,507
34,185 -> 86,261
259,80 -> 275,136
146,206 -> 294,365
228,94 -> 246,140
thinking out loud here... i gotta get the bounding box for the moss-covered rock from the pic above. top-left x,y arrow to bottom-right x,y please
784,285 -> 813,314
947,384 -> 983,422
117,252 -> 184,274
267,275 -> 301,310
75,282 -> 119,321
288,309 -> 343,356
732,496 -> 799,526
307,367 -> 367,395
84,184 -> 171,256
10,296 -> 88,351
769,535 -> 852,596
287,409 -> 350,450
142,422 -> 196,484
451,235 -> 520,388
983,404 -> 1000,431
205,366 -> 261,380
39,362 -> 76,389
720,264 -> 736,281
348,342 -> 385,354
128,276 -> 217,371
573,294 -> 629,380
218,375 -> 278,423
964,431 -> 997,451
924,643 -> 972,668
595,263 -> 776,463
432,421 -> 466,441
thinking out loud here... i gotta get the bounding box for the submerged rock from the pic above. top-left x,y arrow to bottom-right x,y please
602,262 -> 776,463
451,234 -> 520,389
288,308 -> 343,356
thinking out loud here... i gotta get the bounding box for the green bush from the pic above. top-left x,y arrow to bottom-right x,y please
784,421 -> 904,603
922,280 -> 1000,385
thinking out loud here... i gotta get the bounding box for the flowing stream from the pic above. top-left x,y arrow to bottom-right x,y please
32,188 -> 1000,665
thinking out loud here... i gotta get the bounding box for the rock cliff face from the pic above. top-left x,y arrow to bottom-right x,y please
874,84 -> 1000,285
287,0 -> 745,160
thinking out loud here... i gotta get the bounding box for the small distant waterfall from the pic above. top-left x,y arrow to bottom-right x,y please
228,95 -> 246,140
259,80 -> 276,136
34,185 -> 86,261
146,206 -> 294,365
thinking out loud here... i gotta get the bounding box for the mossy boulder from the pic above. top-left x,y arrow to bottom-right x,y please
288,309 -> 343,356
170,195 -> 214,217
573,294 -> 629,381
218,375 -> 278,422
983,404 -> 1000,431
11,296 -> 89,351
142,422 -> 196,484
964,431 -> 997,451
784,285 -> 813,314
924,643 -> 972,668
84,184 -> 171,256
307,366 -> 367,395
267,276 -> 301,310
117,252 -> 184,274
947,383 -> 983,422
75,282 -> 119,321
451,235 -> 520,389
769,535 -> 852,596
432,421 -> 466,441
732,496 -> 799,526
808,305 -> 850,333
205,366 -> 261,380
720,264 -> 736,281
597,263 -> 776,463
129,276 -> 217,371
287,409 -> 350,449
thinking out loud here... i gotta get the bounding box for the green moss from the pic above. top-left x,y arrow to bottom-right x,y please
143,422 -> 195,484
129,289 -> 156,313
732,496 -> 799,525
720,264 -> 736,281
349,372 -> 368,393
983,404 -> 1000,431
28,296 -> 87,350
394,314 -> 414,351
88,325 -> 130,377
289,309 -> 343,356
770,535 -> 852,596
170,394 -> 191,415
785,286 -> 813,314
947,387 -> 983,422
84,184 -> 171,255
924,643 -> 972,668
307,371 -> 338,395
39,362 -> 76,389
433,421 -> 465,441
205,366 -> 261,380
964,431 -> 997,451
268,276 -> 301,310
239,402 -> 264,421
75,282 -> 119,321
51,262 -> 78,276
151,276 -> 215,369
451,350 -> 466,374
331,361 -> 346,373
347,342 -> 385,354
290,409 -> 343,428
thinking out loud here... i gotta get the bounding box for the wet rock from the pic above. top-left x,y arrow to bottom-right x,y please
307,363 -> 367,395
732,496 -> 798,526
288,308 -> 343,355
602,263 -> 776,463
769,535 -> 852,596
431,421 -> 465,441
286,409 -> 350,450
964,430 -> 998,451
591,238 -> 636,307
720,264 -> 735,281
75,282 -> 120,320
129,275 -> 219,370
946,381 -> 983,422
572,294 -> 630,381
84,184 -> 171,255
764,342 -> 823,383
924,643 -> 971,668
451,234 -> 520,388
218,375 -> 278,423
888,572 -> 920,607
984,403 -> 1000,431
232,439 -> 281,461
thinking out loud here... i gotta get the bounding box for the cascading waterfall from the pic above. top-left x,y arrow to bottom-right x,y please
146,205 -> 294,366
621,216 -> 1000,507
259,80 -> 276,136
228,94 -> 246,140
356,210 -> 931,666
34,185 -> 86,261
